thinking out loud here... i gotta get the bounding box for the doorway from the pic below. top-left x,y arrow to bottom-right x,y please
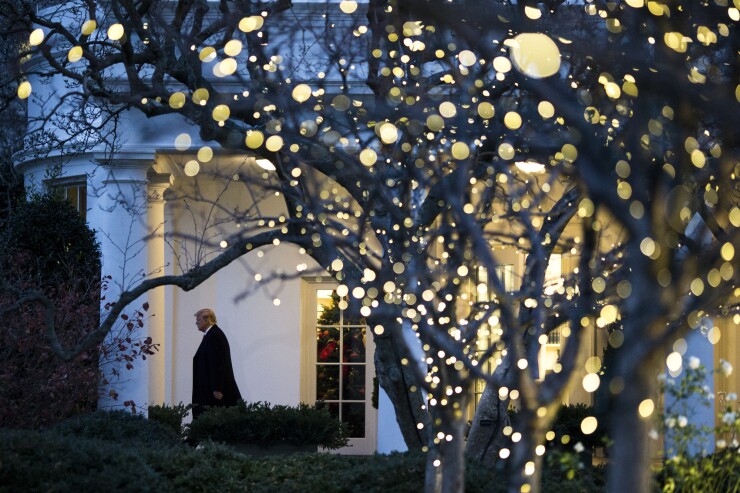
300,279 -> 377,454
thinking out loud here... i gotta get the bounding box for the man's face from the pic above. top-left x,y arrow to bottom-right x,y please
195,313 -> 210,333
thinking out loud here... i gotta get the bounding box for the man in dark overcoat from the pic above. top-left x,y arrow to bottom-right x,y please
192,308 -> 242,419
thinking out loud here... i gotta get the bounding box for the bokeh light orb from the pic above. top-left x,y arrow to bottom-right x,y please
508,33 -> 561,79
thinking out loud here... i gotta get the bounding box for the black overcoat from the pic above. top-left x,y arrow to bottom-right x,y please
192,325 -> 242,417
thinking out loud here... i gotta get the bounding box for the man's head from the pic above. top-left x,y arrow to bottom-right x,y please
195,308 -> 217,333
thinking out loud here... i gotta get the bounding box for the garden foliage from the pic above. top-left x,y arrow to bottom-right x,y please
50,410 -> 181,446
187,401 -> 350,449
658,446 -> 740,493
549,403 -> 609,452
509,403 -> 609,453
656,360 -> 740,492
4,408 -> 737,492
0,410 -> 609,493
0,193 -> 101,428
148,402 -> 192,437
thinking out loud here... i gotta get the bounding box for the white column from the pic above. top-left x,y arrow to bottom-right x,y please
147,172 -> 172,406
88,160 -> 152,412
163,201 -> 177,404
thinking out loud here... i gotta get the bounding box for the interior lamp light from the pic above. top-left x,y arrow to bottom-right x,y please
514,160 -> 546,174
256,158 -> 276,170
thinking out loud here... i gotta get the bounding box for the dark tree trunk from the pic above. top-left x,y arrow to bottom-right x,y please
606,364 -> 654,493
425,447 -> 443,493
425,398 -> 468,493
466,358 -> 513,462
603,246 -> 663,493
506,408 -> 547,493
440,415 -> 467,493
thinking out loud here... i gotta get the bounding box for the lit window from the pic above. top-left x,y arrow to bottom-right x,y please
315,289 -> 368,438
543,254 -> 562,296
472,264 -> 514,408
64,184 -> 87,220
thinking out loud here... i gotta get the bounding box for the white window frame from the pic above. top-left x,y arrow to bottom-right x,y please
300,277 -> 377,455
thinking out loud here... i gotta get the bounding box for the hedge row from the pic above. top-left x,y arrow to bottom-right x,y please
186,401 -> 349,449
0,412 -> 607,493
0,429 -> 608,493
9,410 -> 739,492
0,428 -> 464,493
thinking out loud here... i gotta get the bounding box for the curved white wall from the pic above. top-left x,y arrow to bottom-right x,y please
169,243 -> 321,410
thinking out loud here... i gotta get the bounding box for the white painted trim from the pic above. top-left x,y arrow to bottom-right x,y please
300,277 -> 378,454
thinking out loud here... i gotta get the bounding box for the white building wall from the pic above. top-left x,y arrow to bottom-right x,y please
19,0 -> 407,446
159,161 -> 327,413
168,243 -> 314,411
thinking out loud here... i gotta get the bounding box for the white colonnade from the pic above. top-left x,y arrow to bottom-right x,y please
88,158 -> 171,411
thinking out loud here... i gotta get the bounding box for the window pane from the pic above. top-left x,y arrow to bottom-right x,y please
62,185 -> 87,220
474,377 -> 486,394
79,186 -> 87,220
495,264 -> 514,293
66,187 -> 78,209
311,285 -> 372,445
342,365 -> 365,400
342,327 -> 365,363
325,402 -> 339,420
469,264 -> 514,413
477,266 -> 489,302
316,365 -> 339,401
317,327 -> 340,362
342,403 -> 365,438
544,254 -> 562,295
316,289 -> 338,324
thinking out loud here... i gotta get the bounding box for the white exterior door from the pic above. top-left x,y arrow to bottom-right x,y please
301,279 -> 377,454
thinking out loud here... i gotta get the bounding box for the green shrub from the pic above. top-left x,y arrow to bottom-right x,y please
1,192 -> 101,285
147,442 -> 254,492
658,446 -> 740,493
655,359 -> 740,492
541,449 -> 607,492
549,403 -> 608,452
0,423 -> 612,493
0,429 -> 252,493
0,428 -> 170,492
239,451 -> 603,493
508,403 -> 608,454
239,452 -> 491,493
50,410 -> 180,447
0,193 -> 102,429
239,452 -> 426,493
187,401 -> 350,449
148,402 -> 191,437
